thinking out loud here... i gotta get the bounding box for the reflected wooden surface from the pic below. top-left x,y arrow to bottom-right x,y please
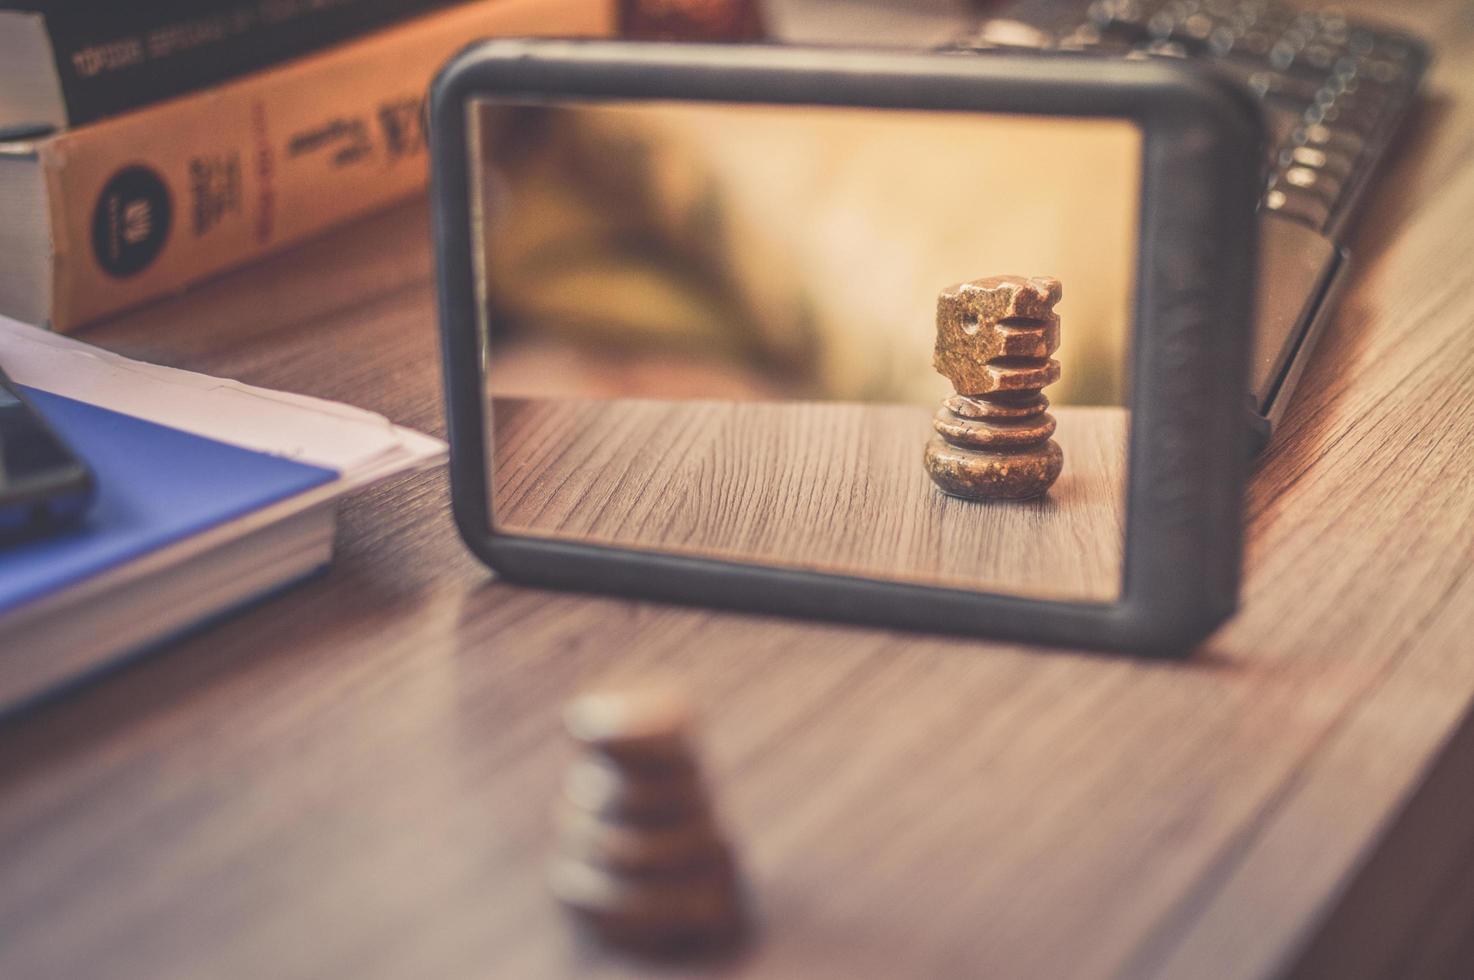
494,399 -> 1126,601
0,2 -> 1473,977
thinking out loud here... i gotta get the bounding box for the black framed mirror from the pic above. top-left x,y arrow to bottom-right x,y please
430,40 -> 1261,654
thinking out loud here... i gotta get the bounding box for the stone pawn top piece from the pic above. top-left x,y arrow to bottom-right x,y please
563,681 -> 697,767
932,275 -> 1063,396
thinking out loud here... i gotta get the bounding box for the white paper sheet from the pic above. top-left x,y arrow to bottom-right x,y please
0,315 -> 445,486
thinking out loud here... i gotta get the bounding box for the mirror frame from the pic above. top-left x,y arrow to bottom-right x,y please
430,40 -> 1262,655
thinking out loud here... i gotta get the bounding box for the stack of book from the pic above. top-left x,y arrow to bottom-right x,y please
0,312 -> 446,712
0,0 -> 611,332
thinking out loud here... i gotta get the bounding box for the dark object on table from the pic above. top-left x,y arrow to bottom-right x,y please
0,0 -> 470,134
550,684 -> 746,956
925,275 -> 1064,501
619,0 -> 765,40
0,367 -> 93,543
935,0 -> 1431,449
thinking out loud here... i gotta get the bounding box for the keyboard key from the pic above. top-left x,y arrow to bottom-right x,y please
963,0 -> 1426,235
1283,164 -> 1343,202
1183,12 -> 1215,41
1208,25 -> 1238,55
1265,185 -> 1331,228
1367,58 -> 1404,84
1263,103 -> 1304,152
1238,28 -> 1275,56
1089,0 -> 1152,40
1314,100 -> 1381,135
1213,56 -> 1321,102
1287,144 -> 1354,179
1302,43 -> 1337,69
971,20 -> 1054,49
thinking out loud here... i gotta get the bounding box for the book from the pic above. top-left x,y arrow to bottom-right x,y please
0,313 -> 445,713
0,0 -> 473,134
0,0 -> 613,332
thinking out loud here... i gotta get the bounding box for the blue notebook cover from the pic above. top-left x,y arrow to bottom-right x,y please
0,388 -> 338,617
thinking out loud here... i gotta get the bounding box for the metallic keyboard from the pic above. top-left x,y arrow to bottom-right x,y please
940,0 -> 1430,444
947,0 -> 1430,240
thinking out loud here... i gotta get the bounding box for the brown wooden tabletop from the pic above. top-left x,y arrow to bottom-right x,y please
492,399 -> 1127,601
3,3 -> 1474,977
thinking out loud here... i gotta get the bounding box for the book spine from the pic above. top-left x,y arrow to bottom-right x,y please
39,0 -> 612,332
34,0 -> 468,127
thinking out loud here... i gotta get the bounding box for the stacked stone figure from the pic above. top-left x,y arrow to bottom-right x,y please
549,683 -> 745,955
924,275 -> 1065,501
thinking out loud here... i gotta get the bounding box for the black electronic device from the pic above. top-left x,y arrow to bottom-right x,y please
431,39 -> 1262,654
936,0 -> 1430,447
0,367 -> 94,541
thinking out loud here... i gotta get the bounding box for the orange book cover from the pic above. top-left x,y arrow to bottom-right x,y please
6,0 -> 612,331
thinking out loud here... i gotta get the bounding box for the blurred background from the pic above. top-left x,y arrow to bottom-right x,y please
474,99 -> 1141,407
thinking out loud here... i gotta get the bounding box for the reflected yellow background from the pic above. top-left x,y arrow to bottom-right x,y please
473,101 -> 1140,406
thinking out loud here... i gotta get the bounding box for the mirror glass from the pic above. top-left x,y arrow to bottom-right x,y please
467,98 -> 1140,602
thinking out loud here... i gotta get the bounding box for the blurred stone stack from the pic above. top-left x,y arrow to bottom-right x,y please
549,683 -> 746,955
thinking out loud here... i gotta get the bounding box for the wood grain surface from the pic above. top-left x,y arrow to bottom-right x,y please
1,2 -> 1472,978
493,398 -> 1126,600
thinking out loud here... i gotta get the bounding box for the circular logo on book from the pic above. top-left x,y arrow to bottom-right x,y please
92,165 -> 172,278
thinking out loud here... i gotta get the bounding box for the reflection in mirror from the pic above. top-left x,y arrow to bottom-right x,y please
469,99 -> 1140,603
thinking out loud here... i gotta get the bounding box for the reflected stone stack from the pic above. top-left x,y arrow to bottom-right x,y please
925,275 -> 1065,501
549,684 -> 745,955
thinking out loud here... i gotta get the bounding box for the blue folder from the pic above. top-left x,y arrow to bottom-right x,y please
0,388 -> 338,616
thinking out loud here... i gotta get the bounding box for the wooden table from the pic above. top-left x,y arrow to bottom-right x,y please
2,3 -> 1473,976
492,398 -> 1127,601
